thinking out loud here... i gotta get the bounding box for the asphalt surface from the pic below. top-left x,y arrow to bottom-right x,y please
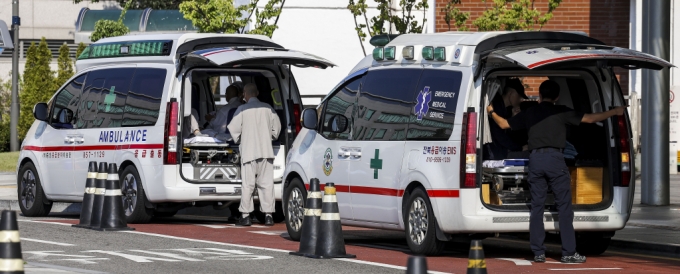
17,216 -> 401,274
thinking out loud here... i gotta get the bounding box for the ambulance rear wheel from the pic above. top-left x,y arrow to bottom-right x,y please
120,166 -> 153,223
404,188 -> 445,255
284,178 -> 306,241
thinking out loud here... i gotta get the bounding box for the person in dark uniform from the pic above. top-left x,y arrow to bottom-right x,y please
486,78 -> 529,160
487,80 -> 625,263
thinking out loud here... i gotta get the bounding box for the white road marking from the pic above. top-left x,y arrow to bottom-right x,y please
22,237 -> 75,246
497,258 -> 533,265
19,219 -> 72,226
130,250 -> 205,262
27,262 -> 108,274
24,251 -> 96,260
41,258 -> 111,265
83,250 -> 182,263
549,268 -> 623,271
248,231 -> 286,236
29,220 -> 449,272
194,224 -> 242,229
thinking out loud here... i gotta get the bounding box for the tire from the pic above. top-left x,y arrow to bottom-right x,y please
283,177 -> 306,241
404,188 -> 445,255
17,162 -> 52,217
120,165 -> 153,223
576,232 -> 612,255
153,210 -> 178,218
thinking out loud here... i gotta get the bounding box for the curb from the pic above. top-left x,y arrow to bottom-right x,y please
609,239 -> 680,258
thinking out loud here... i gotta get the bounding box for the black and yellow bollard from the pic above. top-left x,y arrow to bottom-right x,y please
309,182 -> 355,259
73,161 -> 98,228
290,178 -> 322,256
406,256 -> 428,274
0,210 -> 24,274
88,162 -> 108,230
94,163 -> 134,231
466,239 -> 488,274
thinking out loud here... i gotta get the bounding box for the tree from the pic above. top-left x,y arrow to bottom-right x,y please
179,0 -> 285,37
348,0 -> 430,55
75,42 -> 87,63
20,38 -> 57,140
56,43 -> 74,89
90,0 -> 133,42
442,0 -> 562,31
73,0 -> 185,9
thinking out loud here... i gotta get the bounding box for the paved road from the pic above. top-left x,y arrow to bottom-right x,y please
17,214 -> 680,274
18,216 -> 403,274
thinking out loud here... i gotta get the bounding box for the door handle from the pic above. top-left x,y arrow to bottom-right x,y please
64,137 -> 74,144
349,148 -> 362,158
338,147 -> 351,159
75,136 -> 85,144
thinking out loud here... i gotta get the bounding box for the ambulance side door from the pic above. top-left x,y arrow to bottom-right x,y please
348,68 -> 422,224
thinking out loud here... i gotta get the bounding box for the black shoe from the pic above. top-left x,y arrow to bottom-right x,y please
264,215 -> 274,226
237,216 -> 252,226
561,252 -> 586,263
534,254 -> 546,263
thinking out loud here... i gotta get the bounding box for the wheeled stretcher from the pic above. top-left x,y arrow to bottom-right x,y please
183,143 -> 241,181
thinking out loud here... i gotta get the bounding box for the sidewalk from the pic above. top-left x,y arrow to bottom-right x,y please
2,172 -> 680,257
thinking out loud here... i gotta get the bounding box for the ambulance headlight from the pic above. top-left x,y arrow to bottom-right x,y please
402,46 -> 414,60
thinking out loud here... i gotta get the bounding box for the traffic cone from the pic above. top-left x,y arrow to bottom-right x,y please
88,162 -> 108,230
73,161 -> 98,229
406,256 -> 428,274
290,178 -> 322,256
93,163 -> 134,231
0,210 -> 24,274
308,182 -> 355,259
466,239 -> 488,274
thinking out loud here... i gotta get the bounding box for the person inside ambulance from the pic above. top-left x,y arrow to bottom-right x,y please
206,82 -> 244,136
486,78 -> 529,160
183,83 -> 206,138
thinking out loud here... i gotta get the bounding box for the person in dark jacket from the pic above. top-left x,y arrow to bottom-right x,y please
487,80 -> 625,264
486,78 -> 528,160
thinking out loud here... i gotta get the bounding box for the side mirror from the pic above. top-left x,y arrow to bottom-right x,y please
328,114 -> 348,133
33,103 -> 48,121
301,108 -> 318,130
58,108 -> 74,124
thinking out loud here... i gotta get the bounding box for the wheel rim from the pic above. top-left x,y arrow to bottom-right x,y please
408,197 -> 428,245
121,173 -> 138,216
20,170 -> 37,209
286,187 -> 304,232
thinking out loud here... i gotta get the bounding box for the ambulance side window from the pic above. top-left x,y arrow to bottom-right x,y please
407,69 -> 462,140
49,73 -> 87,129
320,76 -> 361,140
75,68 -> 135,129
356,69 -> 421,141
122,68 -> 167,127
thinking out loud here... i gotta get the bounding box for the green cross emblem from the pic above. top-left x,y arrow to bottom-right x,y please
369,149 -> 383,179
104,86 -> 116,112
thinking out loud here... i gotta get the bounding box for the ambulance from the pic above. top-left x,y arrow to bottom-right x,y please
17,33 -> 335,223
282,31 -> 672,255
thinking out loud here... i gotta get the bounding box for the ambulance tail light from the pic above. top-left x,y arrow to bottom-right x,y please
164,100 -> 178,165
460,110 -> 478,188
617,115 -> 631,187
293,103 -> 302,135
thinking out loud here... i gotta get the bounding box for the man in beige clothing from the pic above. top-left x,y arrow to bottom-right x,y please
227,83 -> 281,226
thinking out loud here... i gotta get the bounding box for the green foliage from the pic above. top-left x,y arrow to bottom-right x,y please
73,0 -> 185,9
75,42 -> 87,65
0,119 -> 9,152
90,0 -> 133,42
472,0 -> 563,31
348,0 -> 430,39
56,43 -> 74,89
179,0 -> 284,37
441,0 -> 470,31
20,39 -> 56,140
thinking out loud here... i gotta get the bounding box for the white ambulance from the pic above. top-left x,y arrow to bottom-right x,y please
282,31 -> 672,255
17,33 -> 335,223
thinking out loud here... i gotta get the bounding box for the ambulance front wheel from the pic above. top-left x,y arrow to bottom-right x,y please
283,177 -> 306,241
17,162 -> 52,217
404,188 -> 445,255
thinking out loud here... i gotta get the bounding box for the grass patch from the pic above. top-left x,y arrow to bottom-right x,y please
0,152 -> 19,173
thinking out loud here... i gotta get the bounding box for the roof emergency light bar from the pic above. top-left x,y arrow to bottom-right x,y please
78,40 -> 173,60
369,34 -> 400,47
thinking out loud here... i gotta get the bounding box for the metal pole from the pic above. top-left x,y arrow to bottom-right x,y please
642,0 -> 671,205
9,0 -> 20,152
